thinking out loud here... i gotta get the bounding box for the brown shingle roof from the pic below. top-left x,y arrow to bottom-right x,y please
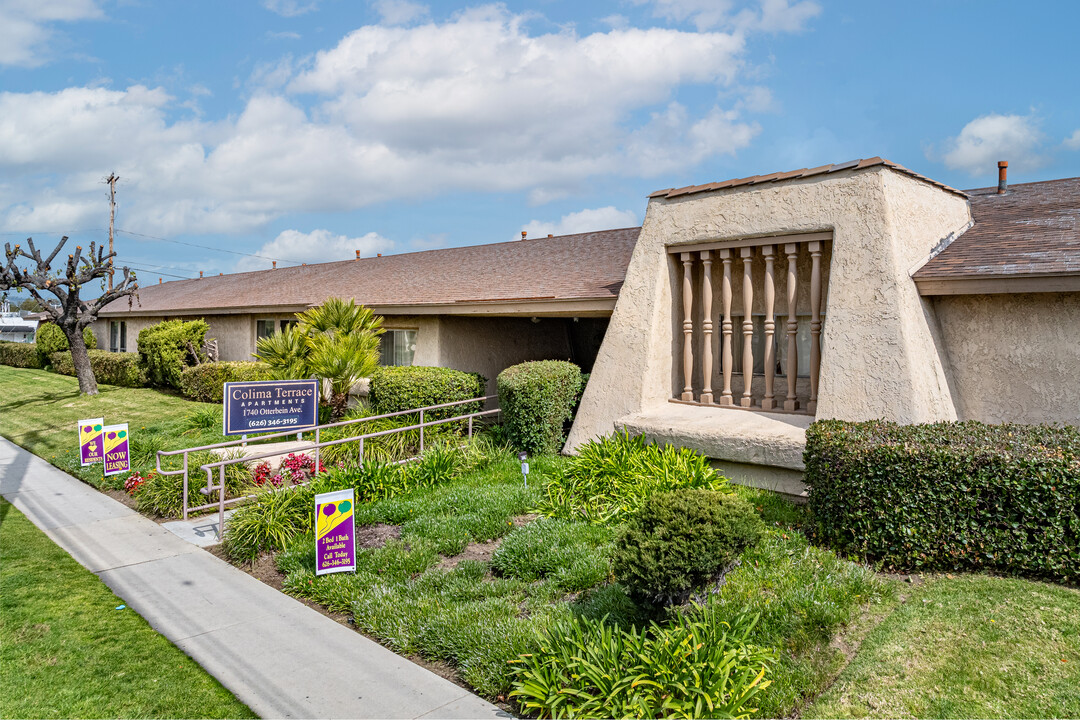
649,157 -> 967,200
101,227 -> 640,316
915,177 -> 1080,279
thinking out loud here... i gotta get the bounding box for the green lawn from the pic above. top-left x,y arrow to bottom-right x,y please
0,498 -> 255,719
807,574 -> 1080,719
0,366 -> 225,491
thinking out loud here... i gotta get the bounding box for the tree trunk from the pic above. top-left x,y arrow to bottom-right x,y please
64,325 -> 99,395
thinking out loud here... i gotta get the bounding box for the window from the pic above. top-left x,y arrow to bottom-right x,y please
279,319 -> 297,333
256,319 -> 275,340
109,321 -> 126,353
379,329 -> 417,366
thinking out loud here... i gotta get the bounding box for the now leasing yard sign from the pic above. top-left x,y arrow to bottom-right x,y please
102,424 -> 130,476
315,489 -> 356,575
222,379 -> 319,436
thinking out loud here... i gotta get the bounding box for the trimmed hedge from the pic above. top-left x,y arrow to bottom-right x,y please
368,366 -> 486,421
179,361 -> 274,402
805,419 -> 1080,582
36,323 -> 96,361
497,360 -> 582,455
0,341 -> 44,369
138,319 -> 208,388
50,350 -> 148,387
613,489 -> 763,607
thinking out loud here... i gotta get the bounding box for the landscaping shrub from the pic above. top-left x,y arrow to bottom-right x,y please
223,484 -> 314,563
0,341 -> 44,368
50,350 -> 147,387
36,323 -> 96,362
138,319 -> 208,388
497,360 -> 582,454
613,489 -> 764,607
178,361 -> 273,402
509,611 -> 776,719
135,449 -> 251,519
538,431 -> 730,524
180,406 -> 223,435
492,518 -> 613,592
369,365 -> 486,420
805,419 -> 1080,581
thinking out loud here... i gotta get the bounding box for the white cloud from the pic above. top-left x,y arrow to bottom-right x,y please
939,113 -> 1045,176
261,0 -> 318,17
237,228 -> 394,271
0,5 -> 793,250
1064,129 -> 1080,151
0,0 -> 102,67
373,0 -> 428,25
639,0 -> 819,32
521,206 -> 639,239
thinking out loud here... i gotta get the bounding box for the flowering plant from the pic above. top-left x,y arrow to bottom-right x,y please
251,453 -> 324,488
124,470 -> 155,496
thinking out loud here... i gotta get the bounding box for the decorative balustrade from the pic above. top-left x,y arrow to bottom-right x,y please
670,233 -> 830,415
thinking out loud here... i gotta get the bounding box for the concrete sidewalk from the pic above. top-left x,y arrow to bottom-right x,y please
0,438 -> 507,720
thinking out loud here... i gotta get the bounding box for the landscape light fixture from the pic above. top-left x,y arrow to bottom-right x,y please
518,451 -> 529,487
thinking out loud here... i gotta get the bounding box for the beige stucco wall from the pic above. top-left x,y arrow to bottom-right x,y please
932,292 -> 1080,425
567,166 -> 973,452
436,316 -> 573,395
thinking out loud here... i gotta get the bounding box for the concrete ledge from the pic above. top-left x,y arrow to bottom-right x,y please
616,403 -> 811,471
712,460 -> 807,501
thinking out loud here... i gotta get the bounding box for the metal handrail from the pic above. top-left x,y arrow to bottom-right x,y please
155,394 -> 498,530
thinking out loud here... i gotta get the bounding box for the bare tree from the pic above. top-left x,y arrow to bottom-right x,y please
1,236 -> 137,394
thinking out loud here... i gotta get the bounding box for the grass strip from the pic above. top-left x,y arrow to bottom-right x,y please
806,574 -> 1080,719
0,498 -> 256,719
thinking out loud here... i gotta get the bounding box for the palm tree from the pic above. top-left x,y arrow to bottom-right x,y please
254,297 -> 383,420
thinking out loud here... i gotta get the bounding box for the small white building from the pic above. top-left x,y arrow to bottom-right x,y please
0,302 -> 38,343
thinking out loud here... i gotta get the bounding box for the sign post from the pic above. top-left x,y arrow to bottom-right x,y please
78,417 -> 105,466
102,424 -> 130,477
315,489 -> 356,576
223,379 -> 320,436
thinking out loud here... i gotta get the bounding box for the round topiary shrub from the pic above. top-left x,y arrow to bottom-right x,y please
36,323 -> 96,361
497,360 -> 583,455
612,489 -> 764,608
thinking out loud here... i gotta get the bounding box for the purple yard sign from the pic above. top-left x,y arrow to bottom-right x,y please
315,489 -> 356,576
102,424 -> 131,477
78,417 -> 104,466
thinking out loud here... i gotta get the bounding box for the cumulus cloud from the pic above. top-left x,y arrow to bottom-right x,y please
236,228 -> 394,271
0,0 -> 102,67
373,0 -> 428,25
0,5 -> 799,252
939,113 -> 1045,176
521,206 -> 639,239
1064,129 -> 1080,151
261,0 -> 318,17
639,0 -> 819,32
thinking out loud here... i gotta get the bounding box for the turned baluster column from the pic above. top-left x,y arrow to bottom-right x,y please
808,240 -> 823,414
740,247 -> 754,407
719,249 -> 734,406
680,252 -> 695,401
700,251 -> 714,404
761,245 -> 776,410
784,243 -> 800,412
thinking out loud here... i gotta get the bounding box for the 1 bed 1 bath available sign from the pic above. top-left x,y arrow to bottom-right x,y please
222,379 -> 319,436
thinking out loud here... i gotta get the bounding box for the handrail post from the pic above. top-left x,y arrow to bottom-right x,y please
419,408 -> 425,453
218,465 -> 226,543
182,452 -> 189,520
314,427 -> 321,475
468,415 -> 474,439
358,437 -> 364,467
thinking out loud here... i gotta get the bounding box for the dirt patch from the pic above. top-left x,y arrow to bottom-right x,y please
511,513 -> 539,527
357,523 -> 400,550
436,538 -> 502,571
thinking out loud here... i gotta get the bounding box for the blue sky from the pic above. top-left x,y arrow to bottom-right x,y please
2,0 -> 1079,285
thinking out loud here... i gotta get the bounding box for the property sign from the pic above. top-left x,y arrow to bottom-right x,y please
222,379 -> 319,436
315,489 -> 356,576
102,424 -> 130,477
78,417 -> 104,466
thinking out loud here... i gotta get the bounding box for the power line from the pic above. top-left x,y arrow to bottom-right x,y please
126,266 -> 193,280
115,228 -> 289,265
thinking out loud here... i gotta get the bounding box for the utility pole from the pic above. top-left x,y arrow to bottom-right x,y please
106,173 -> 118,291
